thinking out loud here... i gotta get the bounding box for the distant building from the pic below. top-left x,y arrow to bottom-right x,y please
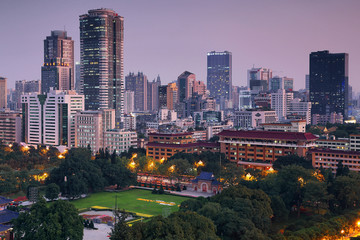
14,80 -> 41,110
126,72 -> 148,111
166,82 -> 178,110
147,76 -> 161,111
123,114 -> 136,131
207,51 -> 232,104
284,77 -> 294,91
312,112 -> 343,125
233,110 -> 278,129
287,98 -> 312,124
124,90 -> 135,114
248,67 -> 272,92
239,89 -> 252,110
0,109 -> 22,144
177,71 -> 196,102
271,89 -> 293,121
158,85 -> 168,109
22,90 -> 84,147
309,50 -> 349,119
41,30 -> 74,93
315,138 -> 349,151
0,77 -> 7,109
75,62 -> 81,93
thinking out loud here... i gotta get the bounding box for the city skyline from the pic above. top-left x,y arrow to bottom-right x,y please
1,0 -> 360,92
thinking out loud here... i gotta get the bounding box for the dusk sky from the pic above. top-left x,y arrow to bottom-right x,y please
1,0 -> 360,92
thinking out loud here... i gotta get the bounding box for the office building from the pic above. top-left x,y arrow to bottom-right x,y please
21,90 -> 84,147
41,31 -> 74,93
0,109 -> 22,144
124,90 -> 135,114
158,85 -> 168,109
309,50 -> 349,119
75,109 -> 115,153
287,98 -> 312,124
177,71 -> 196,102
271,89 -> 293,121
80,9 -> 124,123
125,72 -> 148,111
207,51 -> 232,103
0,77 -> 7,109
284,77 -> 294,91
104,129 -> 137,154
147,76 -> 161,111
167,82 -> 178,110
248,67 -> 272,92
75,62 -> 81,93
232,110 -> 278,129
14,80 -> 41,110
239,89 -> 252,110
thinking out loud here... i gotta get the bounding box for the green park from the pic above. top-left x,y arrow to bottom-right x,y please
70,189 -> 190,217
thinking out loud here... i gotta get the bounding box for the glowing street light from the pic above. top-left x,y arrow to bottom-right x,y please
58,154 -> 65,159
160,157 -> 165,164
169,165 -> 175,173
195,160 -> 205,168
8,144 -> 12,148
357,220 -> 360,227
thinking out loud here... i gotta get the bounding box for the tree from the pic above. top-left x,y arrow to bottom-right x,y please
110,210 -> 131,240
336,160 -> 349,177
45,183 -> 60,201
221,163 -> 245,186
13,199 -> 83,240
273,155 -> 313,170
303,180 -> 329,214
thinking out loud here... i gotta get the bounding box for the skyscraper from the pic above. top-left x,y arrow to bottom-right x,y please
147,75 -> 161,111
248,67 -> 272,92
0,77 -> 7,109
158,85 -> 168,109
177,71 -> 196,102
41,31 -> 74,93
80,8 -> 124,124
207,51 -> 232,104
309,50 -> 349,119
125,72 -> 148,111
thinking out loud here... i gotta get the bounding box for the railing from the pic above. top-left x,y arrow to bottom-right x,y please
220,140 -> 316,148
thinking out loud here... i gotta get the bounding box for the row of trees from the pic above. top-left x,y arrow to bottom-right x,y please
46,148 -> 136,199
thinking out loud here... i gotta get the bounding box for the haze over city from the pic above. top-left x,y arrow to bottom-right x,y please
1,0 -> 360,91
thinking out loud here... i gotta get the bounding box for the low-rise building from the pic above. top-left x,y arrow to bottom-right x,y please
350,134 -> 360,151
261,120 -> 306,133
218,130 -> 318,170
315,139 -> 349,150
309,149 -> 360,173
104,129 -> 137,154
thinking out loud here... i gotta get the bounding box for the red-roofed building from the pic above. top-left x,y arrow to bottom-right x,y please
218,130 -> 318,170
146,132 -> 220,160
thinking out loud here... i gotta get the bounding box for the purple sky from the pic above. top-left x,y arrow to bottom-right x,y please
1,0 -> 360,92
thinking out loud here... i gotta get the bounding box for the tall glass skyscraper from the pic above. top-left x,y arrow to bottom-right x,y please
41,30 -> 74,93
207,51 -> 232,104
80,8 -> 124,124
309,50 -> 349,119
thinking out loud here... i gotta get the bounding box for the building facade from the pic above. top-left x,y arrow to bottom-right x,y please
261,120 -> 306,133
80,8 -> 124,123
41,30 -> 74,93
232,110 -> 278,129
207,51 -> 232,104
309,50 -> 349,119
248,67 -> 272,92
125,72 -> 148,111
21,90 -> 84,147
218,130 -> 318,169
0,109 -> 22,144
0,77 -> 7,109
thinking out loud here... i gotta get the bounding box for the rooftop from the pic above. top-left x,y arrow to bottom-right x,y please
0,209 -> 19,224
0,197 -> 12,206
218,130 -> 318,141
309,148 -> 360,155
149,132 -> 193,137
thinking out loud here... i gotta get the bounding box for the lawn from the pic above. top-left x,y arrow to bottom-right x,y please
70,189 -> 191,217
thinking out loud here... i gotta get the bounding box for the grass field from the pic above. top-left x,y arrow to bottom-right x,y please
70,189 -> 191,217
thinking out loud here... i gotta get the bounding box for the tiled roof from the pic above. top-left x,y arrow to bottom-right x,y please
308,148 -> 360,155
0,209 -> 19,224
149,132 -> 193,137
0,224 -> 11,232
0,196 -> 12,205
147,141 -> 219,149
217,130 -> 318,141
197,172 -> 215,180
